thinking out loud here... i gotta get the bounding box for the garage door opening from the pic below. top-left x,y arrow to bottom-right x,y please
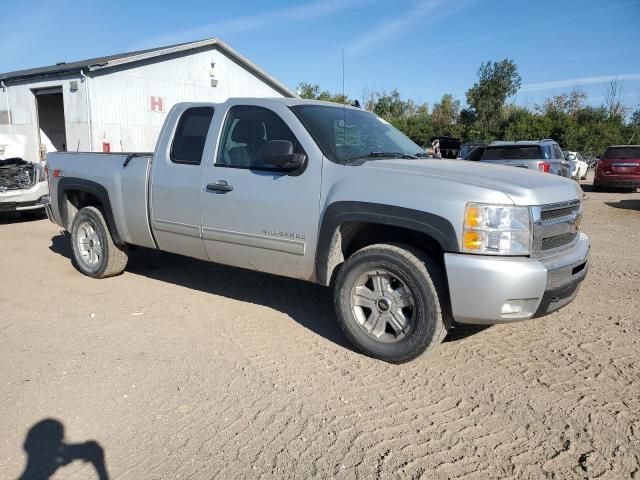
34,87 -> 67,160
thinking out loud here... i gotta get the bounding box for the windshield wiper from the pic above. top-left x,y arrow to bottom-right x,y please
345,151 -> 418,162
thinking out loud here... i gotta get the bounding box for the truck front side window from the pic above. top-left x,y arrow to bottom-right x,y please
217,105 -> 304,170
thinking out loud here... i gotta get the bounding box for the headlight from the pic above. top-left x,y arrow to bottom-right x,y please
462,203 -> 532,255
37,165 -> 47,182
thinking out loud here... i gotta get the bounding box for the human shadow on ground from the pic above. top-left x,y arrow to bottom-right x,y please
49,234 -> 487,352
18,418 -> 108,480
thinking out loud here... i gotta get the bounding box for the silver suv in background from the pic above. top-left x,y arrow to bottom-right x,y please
466,140 -> 571,178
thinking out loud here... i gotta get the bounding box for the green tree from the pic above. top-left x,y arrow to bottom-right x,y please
296,82 -> 350,104
432,94 -> 461,132
627,109 -> 640,144
297,71 -> 636,155
464,59 -> 522,141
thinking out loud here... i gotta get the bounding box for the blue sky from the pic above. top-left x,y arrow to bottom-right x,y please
2,0 -> 639,111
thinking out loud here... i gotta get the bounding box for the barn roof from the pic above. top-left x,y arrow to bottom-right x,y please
0,38 -> 296,97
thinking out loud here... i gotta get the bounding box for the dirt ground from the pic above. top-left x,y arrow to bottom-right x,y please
1,176 -> 639,480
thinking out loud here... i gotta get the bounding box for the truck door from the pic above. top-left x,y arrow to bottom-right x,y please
149,105 -> 215,260
200,102 -> 322,280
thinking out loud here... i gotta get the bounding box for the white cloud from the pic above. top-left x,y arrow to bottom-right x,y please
520,74 -> 640,92
140,0 -> 375,48
346,0 -> 478,56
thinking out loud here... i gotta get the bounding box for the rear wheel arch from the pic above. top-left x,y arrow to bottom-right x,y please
315,202 -> 458,286
58,178 -> 125,246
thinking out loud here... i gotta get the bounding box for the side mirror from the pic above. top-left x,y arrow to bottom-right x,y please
258,140 -> 306,173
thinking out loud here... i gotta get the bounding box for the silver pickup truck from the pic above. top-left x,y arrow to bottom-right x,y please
45,98 -> 589,363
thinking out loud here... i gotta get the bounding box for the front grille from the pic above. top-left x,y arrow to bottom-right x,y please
532,200 -> 582,257
541,204 -> 579,221
542,232 -> 578,250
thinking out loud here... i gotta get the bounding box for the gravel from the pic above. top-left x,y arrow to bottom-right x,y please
1,177 -> 638,479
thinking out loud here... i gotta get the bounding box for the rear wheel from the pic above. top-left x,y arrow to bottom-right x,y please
333,243 -> 450,363
70,206 -> 128,278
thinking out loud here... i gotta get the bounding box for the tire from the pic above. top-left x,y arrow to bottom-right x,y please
592,183 -> 602,192
333,243 -> 450,363
70,206 -> 128,278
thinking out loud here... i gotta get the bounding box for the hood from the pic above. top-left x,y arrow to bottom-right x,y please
0,134 -> 29,163
358,158 -> 582,206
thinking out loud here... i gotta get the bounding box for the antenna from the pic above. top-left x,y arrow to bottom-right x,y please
342,48 -> 347,163
342,48 -> 345,105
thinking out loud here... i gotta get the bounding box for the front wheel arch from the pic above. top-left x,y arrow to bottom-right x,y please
315,202 -> 458,286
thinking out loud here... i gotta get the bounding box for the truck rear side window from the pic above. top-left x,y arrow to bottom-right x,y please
171,107 -> 214,165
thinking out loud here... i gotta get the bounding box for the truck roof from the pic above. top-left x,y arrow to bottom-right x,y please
199,97 -> 363,110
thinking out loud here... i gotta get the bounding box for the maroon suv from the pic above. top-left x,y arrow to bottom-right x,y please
594,145 -> 640,190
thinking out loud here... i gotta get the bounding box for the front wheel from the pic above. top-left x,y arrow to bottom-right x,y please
70,206 -> 128,278
333,243 -> 450,363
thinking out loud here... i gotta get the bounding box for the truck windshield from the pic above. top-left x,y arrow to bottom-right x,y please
290,104 -> 426,163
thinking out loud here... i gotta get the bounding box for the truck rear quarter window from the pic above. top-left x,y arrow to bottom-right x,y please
170,107 -> 215,165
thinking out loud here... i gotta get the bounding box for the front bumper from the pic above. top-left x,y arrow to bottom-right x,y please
0,181 -> 49,212
444,232 -> 589,324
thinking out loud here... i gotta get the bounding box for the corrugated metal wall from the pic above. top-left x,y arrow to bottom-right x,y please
89,47 -> 284,152
0,45 -> 286,161
0,77 -> 91,162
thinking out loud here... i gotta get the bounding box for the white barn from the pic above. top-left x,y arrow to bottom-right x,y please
0,38 -> 296,163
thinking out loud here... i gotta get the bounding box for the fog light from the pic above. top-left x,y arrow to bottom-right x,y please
501,299 -> 539,318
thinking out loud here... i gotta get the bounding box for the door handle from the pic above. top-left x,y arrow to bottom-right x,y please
206,180 -> 233,193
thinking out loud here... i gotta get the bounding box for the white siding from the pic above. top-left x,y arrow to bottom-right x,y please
0,44 -> 288,160
0,77 -> 90,162
88,46 -> 285,152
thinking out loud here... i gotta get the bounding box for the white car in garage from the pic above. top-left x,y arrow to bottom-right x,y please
566,151 -> 589,180
0,134 -> 49,216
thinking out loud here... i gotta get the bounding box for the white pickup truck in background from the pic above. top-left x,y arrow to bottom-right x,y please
0,134 -> 49,216
45,98 -> 590,363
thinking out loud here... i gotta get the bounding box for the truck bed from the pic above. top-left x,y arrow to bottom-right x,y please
46,152 -> 156,249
